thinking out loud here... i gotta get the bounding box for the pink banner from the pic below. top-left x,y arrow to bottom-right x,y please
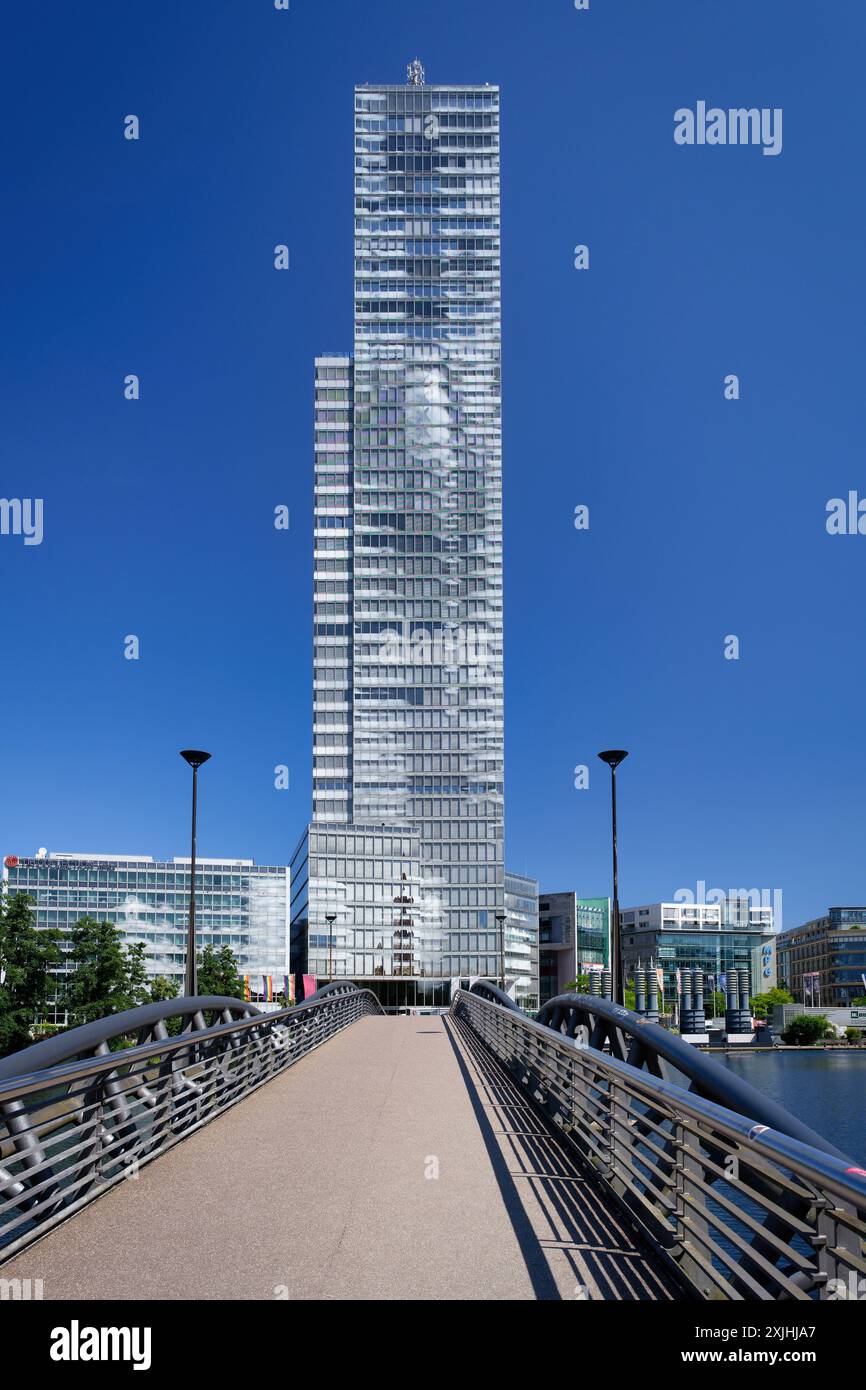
302,974 -> 317,1000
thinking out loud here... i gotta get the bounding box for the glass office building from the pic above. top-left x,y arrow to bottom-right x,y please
538,892 -> 611,1006
293,68 -> 504,1009
776,907 -> 866,1007
620,898 -> 775,1002
504,872 -> 539,1012
2,852 -> 290,1017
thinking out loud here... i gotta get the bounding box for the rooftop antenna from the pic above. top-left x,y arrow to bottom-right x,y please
407,57 -> 425,86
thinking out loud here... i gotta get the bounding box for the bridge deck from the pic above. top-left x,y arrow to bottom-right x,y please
2,1014 -> 680,1300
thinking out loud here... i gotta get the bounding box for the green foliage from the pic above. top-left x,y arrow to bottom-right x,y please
781,1013 -> 834,1045
148,975 -> 179,1003
845,1027 -> 863,1043
749,987 -> 794,1020
196,943 -> 244,1000
61,917 -> 152,1027
563,974 -> 590,994
0,893 -> 64,1056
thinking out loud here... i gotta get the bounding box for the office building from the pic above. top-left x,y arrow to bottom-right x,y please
776,908 -> 866,1007
504,871 -> 539,1012
538,892 -> 610,1006
2,851 -> 289,1014
292,65 -> 504,1009
620,897 -> 774,1002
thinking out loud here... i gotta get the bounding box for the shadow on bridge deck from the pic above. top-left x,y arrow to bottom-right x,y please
1,1014 -> 681,1300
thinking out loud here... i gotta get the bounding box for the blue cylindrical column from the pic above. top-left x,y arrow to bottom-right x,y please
634,967 -> 647,1016
646,968 -> 660,1024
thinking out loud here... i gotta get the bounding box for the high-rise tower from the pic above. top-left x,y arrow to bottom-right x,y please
291,68 -> 504,1009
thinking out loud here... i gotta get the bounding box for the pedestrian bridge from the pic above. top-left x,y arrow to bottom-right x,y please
1,984 -> 864,1301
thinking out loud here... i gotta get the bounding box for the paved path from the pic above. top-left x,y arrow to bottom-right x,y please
1,1014 -> 679,1300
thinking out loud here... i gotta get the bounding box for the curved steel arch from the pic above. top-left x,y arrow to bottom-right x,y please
531,990 -> 844,1157
458,985 -> 865,1298
0,996 -> 260,1084
0,985 -> 383,1260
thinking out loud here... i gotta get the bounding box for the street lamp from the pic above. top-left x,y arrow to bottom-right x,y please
180,750 -> 211,997
495,912 -> 506,993
325,913 -> 337,982
597,749 -> 628,1006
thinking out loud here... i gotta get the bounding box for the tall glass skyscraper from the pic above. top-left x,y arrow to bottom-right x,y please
291,65 -> 505,1009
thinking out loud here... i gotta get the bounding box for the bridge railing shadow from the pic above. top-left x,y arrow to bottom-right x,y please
0,985 -> 383,1262
452,987 -> 866,1302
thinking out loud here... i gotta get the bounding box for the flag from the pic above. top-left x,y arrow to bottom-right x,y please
655,967 -> 665,997
262,975 -> 273,1002
242,974 -> 251,1002
676,968 -> 682,995
302,973 -> 317,1000
284,974 -> 295,1005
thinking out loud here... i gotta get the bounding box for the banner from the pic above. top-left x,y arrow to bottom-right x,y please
242,974 -> 251,1003
284,974 -> 295,1005
262,975 -> 273,1002
302,973 -> 317,1000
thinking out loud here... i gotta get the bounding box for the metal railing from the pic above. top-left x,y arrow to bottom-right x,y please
452,987 -> 866,1300
0,982 -> 382,1261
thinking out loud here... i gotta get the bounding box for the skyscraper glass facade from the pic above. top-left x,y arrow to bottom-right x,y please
296,74 -> 504,1007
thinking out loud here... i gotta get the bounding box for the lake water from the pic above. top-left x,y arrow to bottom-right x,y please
716,1050 -> 866,1162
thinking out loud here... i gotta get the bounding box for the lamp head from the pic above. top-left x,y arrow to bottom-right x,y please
597,749 -> 628,771
180,750 -> 212,770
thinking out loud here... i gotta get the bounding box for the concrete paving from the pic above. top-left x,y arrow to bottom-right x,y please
1,1013 -> 681,1300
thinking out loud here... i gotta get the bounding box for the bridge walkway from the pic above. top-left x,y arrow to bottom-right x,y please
0,1014 -> 680,1300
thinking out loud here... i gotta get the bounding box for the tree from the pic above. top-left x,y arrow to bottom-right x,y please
781,1013 -> 834,1045
845,1028 -> 863,1044
148,975 -> 179,1004
62,918 -> 152,1027
0,892 -> 63,1056
196,943 -> 244,999
564,974 -> 591,994
708,990 -> 726,1018
750,987 -> 794,1021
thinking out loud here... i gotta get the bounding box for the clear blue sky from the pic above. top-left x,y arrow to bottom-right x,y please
2,1 -> 864,932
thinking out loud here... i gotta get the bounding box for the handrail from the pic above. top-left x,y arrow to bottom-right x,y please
0,996 -> 261,1084
0,985 -> 384,1261
454,987 -> 866,1300
534,990 -> 848,1159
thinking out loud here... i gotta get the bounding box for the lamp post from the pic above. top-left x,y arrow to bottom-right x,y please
597,749 -> 628,1006
325,913 -> 337,982
495,912 -> 506,993
180,750 -> 211,997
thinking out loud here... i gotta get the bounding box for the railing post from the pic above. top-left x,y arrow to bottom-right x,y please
816,1196 -> 860,1298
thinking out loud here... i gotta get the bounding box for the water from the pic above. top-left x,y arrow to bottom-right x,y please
716,1050 -> 866,1162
